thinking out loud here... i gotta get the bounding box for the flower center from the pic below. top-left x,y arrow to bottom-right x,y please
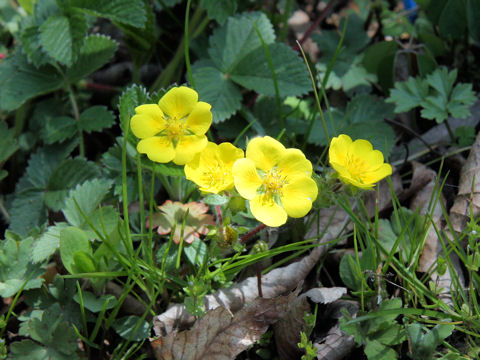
346,154 -> 368,182
202,162 -> 228,190
164,116 -> 186,145
261,168 -> 288,197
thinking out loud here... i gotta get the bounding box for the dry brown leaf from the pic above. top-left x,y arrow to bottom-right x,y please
450,131 -> 480,232
274,287 -> 347,360
314,300 -> 359,360
151,292 -> 296,360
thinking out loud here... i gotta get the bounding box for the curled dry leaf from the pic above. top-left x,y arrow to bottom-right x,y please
151,291 -> 297,360
450,131 -> 480,233
147,200 -> 215,244
274,287 -> 347,360
314,300 -> 359,360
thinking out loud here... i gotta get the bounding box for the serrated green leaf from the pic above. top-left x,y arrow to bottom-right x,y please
39,15 -> 74,65
65,34 -> 118,83
0,237 -> 44,297
200,0 -> 237,24
448,83 -> 476,119
63,178 -> 113,227
0,51 -> 63,111
82,206 -> 119,239
72,0 -> 147,28
345,94 -> 394,124
79,105 -> 115,133
420,94 -> 449,122
386,76 -> 429,113
45,158 -> 101,211
426,67 -> 457,101
9,190 -> 47,236
42,116 -> 77,144
192,61 -> 242,123
59,226 -> 92,274
118,84 -> 149,133
343,121 -> 395,158
208,11 -> 275,72
21,25 -> 50,67
0,120 -> 18,163
31,223 -> 69,263
203,193 -> 229,206
112,315 -> 150,341
231,42 -> 311,97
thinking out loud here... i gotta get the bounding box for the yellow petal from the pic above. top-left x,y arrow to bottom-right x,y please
137,137 -> 175,163
186,101 -> 212,135
246,136 -> 286,172
250,195 -> 287,227
173,134 -> 208,165
350,139 -> 373,159
329,134 -> 352,166
361,163 -> 392,184
218,142 -> 244,166
277,148 -> 313,180
232,158 -> 262,200
130,104 -> 166,139
159,86 -> 198,119
361,149 -> 385,171
281,177 -> 318,217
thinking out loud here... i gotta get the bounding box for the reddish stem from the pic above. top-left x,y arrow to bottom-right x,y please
215,205 -> 223,225
240,223 -> 267,244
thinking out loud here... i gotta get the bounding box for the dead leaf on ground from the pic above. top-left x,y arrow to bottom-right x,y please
274,287 -> 347,360
450,131 -> 480,233
151,291 -> 297,360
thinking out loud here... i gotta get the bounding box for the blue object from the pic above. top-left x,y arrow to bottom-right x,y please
403,0 -> 418,23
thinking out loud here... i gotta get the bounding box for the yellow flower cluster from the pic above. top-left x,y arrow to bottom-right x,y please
131,87 -> 391,227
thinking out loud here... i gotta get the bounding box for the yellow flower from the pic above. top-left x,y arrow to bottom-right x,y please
184,142 -> 244,194
130,86 -> 212,165
329,134 -> 392,189
232,136 -> 318,227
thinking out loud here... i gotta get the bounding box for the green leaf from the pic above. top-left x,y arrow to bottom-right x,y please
9,340 -> 52,360
192,61 -> 242,123
184,238 -> 208,266
438,0 -> 467,39
0,237 -> 45,297
342,121 -> 395,158
230,42 -> 311,97
73,291 -> 117,312
59,226 -> 92,274
73,251 -> 97,273
42,116 -> 77,144
345,94 -> 394,124
0,120 -> 18,164
72,0 -> 147,28
63,178 -> 113,227
448,83 -> 476,119
79,105 -> 115,133
386,76 -> 429,113
203,193 -> 229,206
9,190 -> 47,236
21,25 -> 50,67
0,51 -> 63,111
364,339 -> 398,360
425,67 -> 456,101
363,41 -> 398,91
118,84 -> 149,134
420,94 -> 449,122
112,315 -> 150,341
65,34 -> 118,83
200,0 -> 237,24
467,0 -> 480,42
45,158 -> 101,211
208,11 -> 275,72
39,14 -> 86,66
31,223 -> 69,263
82,206 -> 120,239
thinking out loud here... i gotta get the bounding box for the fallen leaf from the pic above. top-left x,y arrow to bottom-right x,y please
148,200 -> 215,244
274,287 -> 347,360
151,291 -> 297,360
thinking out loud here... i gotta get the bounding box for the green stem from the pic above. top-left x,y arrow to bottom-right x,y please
280,0 -> 293,42
444,119 -> 456,143
185,0 -> 195,88
67,84 -> 85,157
121,121 -> 134,255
